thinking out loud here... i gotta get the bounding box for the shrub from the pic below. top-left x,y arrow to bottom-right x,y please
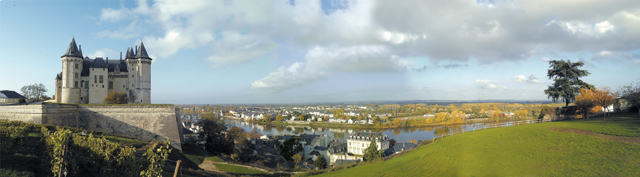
103,92 -> 129,104
313,155 -> 327,169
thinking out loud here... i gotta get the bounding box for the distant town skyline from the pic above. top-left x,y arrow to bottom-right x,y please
1,0 -> 639,104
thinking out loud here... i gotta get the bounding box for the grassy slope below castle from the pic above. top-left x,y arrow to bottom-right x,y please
312,112 -> 640,177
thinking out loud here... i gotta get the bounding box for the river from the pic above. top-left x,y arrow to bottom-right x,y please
224,118 -> 540,143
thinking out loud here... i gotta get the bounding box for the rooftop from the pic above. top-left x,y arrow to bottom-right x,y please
0,90 -> 26,99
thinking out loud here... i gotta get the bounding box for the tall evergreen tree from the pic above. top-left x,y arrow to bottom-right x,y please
314,155 -> 327,169
544,60 -> 593,106
363,138 -> 382,162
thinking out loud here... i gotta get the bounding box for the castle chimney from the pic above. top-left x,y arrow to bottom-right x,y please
120,52 -> 122,60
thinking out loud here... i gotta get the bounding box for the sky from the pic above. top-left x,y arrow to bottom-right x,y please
1,0 -> 639,104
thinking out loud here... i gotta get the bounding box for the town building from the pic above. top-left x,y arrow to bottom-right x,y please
55,37 -> 152,104
0,90 -> 26,104
347,132 -> 390,155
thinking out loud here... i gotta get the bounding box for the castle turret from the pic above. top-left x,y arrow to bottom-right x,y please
126,41 -> 152,104
55,73 -> 62,103
60,37 -> 83,104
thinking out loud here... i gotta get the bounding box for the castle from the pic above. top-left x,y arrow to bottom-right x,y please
55,37 -> 152,104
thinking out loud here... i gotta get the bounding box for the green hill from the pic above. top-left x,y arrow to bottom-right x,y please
313,112 -> 640,176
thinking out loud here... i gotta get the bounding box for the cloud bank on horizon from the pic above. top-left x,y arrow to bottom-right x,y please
98,0 -> 640,98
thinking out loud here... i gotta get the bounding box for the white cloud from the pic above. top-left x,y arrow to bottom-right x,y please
600,50 -> 612,55
561,20 -> 615,36
206,31 -> 279,65
306,45 -> 413,72
101,0 -> 640,64
88,48 -> 114,58
97,21 -> 140,40
250,62 -> 328,91
100,0 -> 276,64
99,0 -> 640,91
377,30 -> 421,44
513,75 -> 540,83
591,50 -> 638,61
475,79 -> 507,90
252,45 -> 415,91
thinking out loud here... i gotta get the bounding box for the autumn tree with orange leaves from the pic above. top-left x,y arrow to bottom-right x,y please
574,88 -> 596,119
592,86 -> 617,120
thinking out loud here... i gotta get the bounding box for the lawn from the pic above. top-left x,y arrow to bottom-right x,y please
210,156 -> 225,162
214,163 -> 271,175
314,112 -> 640,177
181,144 -> 206,165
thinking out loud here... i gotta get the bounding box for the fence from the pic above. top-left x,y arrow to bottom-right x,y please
431,119 -> 552,140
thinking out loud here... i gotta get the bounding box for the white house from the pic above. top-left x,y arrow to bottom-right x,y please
346,132 -> 390,155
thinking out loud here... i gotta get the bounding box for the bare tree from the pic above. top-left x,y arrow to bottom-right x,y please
620,80 -> 640,117
20,83 -> 47,102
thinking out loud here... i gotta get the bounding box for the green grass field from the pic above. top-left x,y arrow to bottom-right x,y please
181,144 -> 207,165
314,112 -> 640,177
210,156 -> 225,162
214,163 -> 271,175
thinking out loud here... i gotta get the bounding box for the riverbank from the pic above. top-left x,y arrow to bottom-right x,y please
224,115 -> 538,130
307,112 -> 640,176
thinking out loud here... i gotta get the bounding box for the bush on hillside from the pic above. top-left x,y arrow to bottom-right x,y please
314,155 -> 327,169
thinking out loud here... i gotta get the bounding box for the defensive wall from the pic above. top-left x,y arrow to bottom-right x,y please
0,103 -> 183,150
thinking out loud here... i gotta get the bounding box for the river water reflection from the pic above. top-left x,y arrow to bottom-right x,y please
225,119 -> 539,143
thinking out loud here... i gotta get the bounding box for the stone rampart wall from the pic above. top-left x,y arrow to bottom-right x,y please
0,103 -> 183,150
0,104 -> 44,124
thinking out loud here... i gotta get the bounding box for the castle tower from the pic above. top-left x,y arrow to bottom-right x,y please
60,37 -> 83,103
55,73 -> 62,103
126,41 -> 152,104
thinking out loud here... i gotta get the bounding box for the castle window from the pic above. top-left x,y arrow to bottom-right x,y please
75,64 -> 78,69
99,75 -> 103,83
94,75 -> 97,83
102,85 -> 104,88
74,73 -> 78,78
85,81 -> 89,89
74,81 -> 78,88
109,82 -> 113,89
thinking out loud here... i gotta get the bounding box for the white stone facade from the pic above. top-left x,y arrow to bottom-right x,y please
347,132 -> 390,155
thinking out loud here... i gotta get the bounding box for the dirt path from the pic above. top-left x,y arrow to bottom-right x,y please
198,151 -> 273,175
198,152 -> 224,173
549,127 -> 640,145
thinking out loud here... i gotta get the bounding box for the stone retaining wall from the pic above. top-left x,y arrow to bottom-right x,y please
0,103 -> 183,150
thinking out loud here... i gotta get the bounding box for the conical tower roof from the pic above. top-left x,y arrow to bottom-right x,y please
62,37 -> 81,57
125,47 -> 132,59
135,41 -> 151,59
